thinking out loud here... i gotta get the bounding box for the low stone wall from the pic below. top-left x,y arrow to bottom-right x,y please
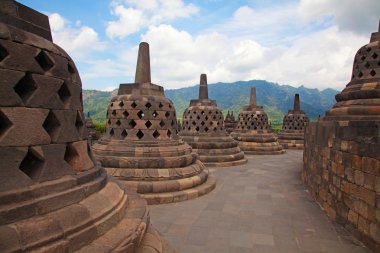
302,120 -> 380,252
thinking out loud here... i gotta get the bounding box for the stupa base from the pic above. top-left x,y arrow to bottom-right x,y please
137,173 -> 216,205
278,139 -> 304,149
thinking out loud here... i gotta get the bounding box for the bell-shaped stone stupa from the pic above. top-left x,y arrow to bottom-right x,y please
278,94 -> 309,149
180,74 -> 247,167
302,22 -> 380,251
86,112 -> 98,144
231,87 -> 285,154
92,44 -> 216,204
225,110 -> 237,134
0,1 -> 175,252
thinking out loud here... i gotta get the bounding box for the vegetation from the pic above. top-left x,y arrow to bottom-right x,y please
83,80 -> 338,129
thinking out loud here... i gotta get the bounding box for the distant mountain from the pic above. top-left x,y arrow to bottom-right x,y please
83,80 -> 339,127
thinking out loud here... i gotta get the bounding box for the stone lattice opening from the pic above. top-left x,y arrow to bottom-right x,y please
165,111 -> 170,118
57,82 -> 71,104
121,129 -> 128,138
153,111 -> 158,118
119,101 -> 124,107
123,111 -> 129,117
159,120 -> 165,127
372,52 -> 378,59
167,130 -> 172,138
110,128 -> 115,136
116,119 -> 122,126
136,130 -> 144,139
129,119 -> 136,128
159,102 -> 163,108
137,110 -> 144,119
19,147 -> 44,180
131,101 -> 137,108
145,120 -> 152,128
64,144 -> 78,168
112,110 -> 116,116
67,62 -> 75,74
107,119 -> 111,125
145,102 -> 152,109
35,50 -> 54,71
0,110 -> 12,138
0,44 -> 9,62
43,111 -> 60,138
152,130 -> 160,139
370,69 -> 376,76
75,111 -> 84,133
14,74 -> 37,103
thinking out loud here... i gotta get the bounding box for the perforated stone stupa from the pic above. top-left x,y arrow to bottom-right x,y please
278,94 -> 309,149
303,23 -> 380,252
179,74 -> 247,167
86,112 -> 98,144
92,43 -> 216,204
0,1 -> 175,252
231,87 -> 285,155
224,110 -> 237,134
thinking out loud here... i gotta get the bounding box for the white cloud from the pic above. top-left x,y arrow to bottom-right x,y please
298,0 -> 380,34
106,0 -> 199,39
49,13 -> 106,60
106,5 -> 146,38
101,86 -> 117,92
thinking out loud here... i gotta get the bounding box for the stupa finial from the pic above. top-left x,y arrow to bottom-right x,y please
199,74 -> 208,99
294,94 -> 300,111
135,42 -> 151,84
250,87 -> 257,107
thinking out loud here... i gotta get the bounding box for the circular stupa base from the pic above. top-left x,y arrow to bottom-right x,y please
278,139 -> 304,149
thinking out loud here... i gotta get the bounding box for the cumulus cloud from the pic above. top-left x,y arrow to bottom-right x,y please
298,0 -> 380,35
49,13 -> 106,60
106,0 -> 199,39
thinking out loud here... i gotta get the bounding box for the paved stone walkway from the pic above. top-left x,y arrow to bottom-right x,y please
149,150 -> 373,253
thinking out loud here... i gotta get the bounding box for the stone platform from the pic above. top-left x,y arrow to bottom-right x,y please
149,151 -> 373,253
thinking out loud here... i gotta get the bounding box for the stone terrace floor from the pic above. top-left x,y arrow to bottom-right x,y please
149,150 -> 373,253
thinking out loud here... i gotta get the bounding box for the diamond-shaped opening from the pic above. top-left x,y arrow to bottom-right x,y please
188,127 -> 191,130
361,55 -> 366,61
366,47 -> 372,52
145,102 -> 152,109
131,101 -> 137,108
145,120 -> 152,128
205,116 -> 209,120
121,129 -> 128,138
0,110 -> 12,137
35,50 -> 54,71
171,120 -> 175,126
205,127 -> 209,132
129,119 -> 137,128
196,115 -> 200,120
116,119 -> 122,126
192,121 -> 196,126
19,147 -> 44,180
110,128 -> 115,136
159,102 -> 164,108
119,101 -> 124,107
372,52 -> 378,59
110,103 -> 114,107
165,111 -> 170,118
75,112 -> 84,132
123,111 -> 129,118
364,62 -> 371,69
195,126 -> 200,132
169,104 -> 172,108
167,130 -> 172,138
137,110 -> 145,119
160,120 -> 165,127
58,82 -> 71,104
112,110 -> 116,116
201,111 -> 205,115
14,74 -> 37,103
107,119 -> 111,125
153,130 -> 160,139
201,121 -> 205,126
358,71 -> 363,78
136,130 -> 144,139
370,69 -> 376,76
0,44 -> 9,62
67,62 -> 75,74
43,111 -> 60,138
216,111 -> 219,114
210,121 -> 213,125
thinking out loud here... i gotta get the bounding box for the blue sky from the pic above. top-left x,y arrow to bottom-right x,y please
18,0 -> 379,91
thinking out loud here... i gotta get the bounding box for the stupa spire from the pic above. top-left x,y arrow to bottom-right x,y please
294,93 -> 300,111
199,74 -> 208,99
250,87 -> 257,107
134,42 -> 151,84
